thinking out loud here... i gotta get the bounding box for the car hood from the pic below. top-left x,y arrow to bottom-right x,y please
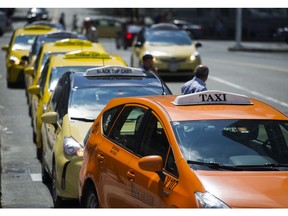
196,170 -> 288,208
10,50 -> 29,59
70,121 -> 93,146
144,43 -> 197,58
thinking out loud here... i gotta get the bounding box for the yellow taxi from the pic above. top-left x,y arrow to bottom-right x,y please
79,90 -> 288,208
131,23 -> 202,78
40,66 -> 172,207
28,50 -> 127,160
1,24 -> 58,87
25,38 -> 107,124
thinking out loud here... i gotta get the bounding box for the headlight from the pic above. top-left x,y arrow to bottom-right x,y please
195,191 -> 229,208
190,51 -> 200,61
63,137 -> 84,157
9,56 -> 20,65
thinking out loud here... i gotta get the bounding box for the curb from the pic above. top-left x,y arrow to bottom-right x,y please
228,46 -> 288,53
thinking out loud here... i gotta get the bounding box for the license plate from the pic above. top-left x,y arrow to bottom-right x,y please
169,63 -> 179,72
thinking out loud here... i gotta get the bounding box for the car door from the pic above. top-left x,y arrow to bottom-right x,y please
96,105 -> 148,207
43,75 -> 69,173
124,111 -> 177,207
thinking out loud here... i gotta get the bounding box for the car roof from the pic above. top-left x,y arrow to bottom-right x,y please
65,66 -> 171,92
40,39 -> 107,53
107,90 -> 288,122
15,25 -> 57,35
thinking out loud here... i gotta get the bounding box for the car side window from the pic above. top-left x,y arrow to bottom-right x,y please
38,59 -> 50,95
108,106 -> 147,153
165,149 -> 179,177
102,105 -> 123,136
51,74 -> 70,124
139,113 -> 169,162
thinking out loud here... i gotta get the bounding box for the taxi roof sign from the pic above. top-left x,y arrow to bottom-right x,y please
24,25 -> 52,30
64,50 -> 111,59
84,66 -> 146,77
173,90 -> 252,106
55,39 -> 92,46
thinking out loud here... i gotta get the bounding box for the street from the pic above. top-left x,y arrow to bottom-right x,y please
0,8 -> 288,208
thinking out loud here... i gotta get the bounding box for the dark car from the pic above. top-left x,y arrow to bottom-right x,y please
273,26 -> 288,44
115,23 -> 144,50
26,8 -> 49,24
171,19 -> 205,39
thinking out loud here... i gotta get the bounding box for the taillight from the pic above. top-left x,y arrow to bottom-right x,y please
126,33 -> 133,39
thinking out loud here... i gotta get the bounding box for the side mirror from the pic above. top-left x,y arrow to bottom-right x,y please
138,155 -> 163,172
195,42 -> 202,48
2,45 -> 9,51
21,55 -> 29,63
24,66 -> 34,76
41,112 -> 58,124
28,85 -> 40,96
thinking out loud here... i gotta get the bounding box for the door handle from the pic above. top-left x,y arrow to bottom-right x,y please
97,153 -> 104,163
127,170 -> 135,182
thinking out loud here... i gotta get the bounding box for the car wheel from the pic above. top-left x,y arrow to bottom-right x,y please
52,162 -> 62,207
41,151 -> 51,183
36,145 -> 42,161
83,184 -> 99,208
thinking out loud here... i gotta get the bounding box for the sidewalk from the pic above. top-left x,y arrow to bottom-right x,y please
228,41 -> 288,53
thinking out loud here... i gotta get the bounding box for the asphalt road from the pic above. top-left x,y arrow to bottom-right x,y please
0,8 -> 288,209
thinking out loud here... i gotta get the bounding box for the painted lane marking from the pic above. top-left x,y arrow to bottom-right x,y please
209,76 -> 288,108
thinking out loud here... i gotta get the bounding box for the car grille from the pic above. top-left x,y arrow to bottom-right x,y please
159,57 -> 187,63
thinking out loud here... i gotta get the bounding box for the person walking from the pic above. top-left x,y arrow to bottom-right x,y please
181,65 -> 209,95
139,54 -> 158,72
72,14 -> 78,32
81,17 -> 98,42
58,12 -> 66,30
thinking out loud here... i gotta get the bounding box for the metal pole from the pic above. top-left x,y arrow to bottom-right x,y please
235,8 -> 243,48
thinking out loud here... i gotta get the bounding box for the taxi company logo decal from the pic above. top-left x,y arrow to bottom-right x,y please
163,175 -> 178,191
131,184 -> 154,206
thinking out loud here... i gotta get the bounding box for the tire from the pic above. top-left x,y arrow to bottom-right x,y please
36,147 -> 42,161
41,150 -> 51,183
83,184 -> 99,208
52,162 -> 62,207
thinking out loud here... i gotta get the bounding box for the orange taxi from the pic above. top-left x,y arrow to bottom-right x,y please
79,90 -> 288,208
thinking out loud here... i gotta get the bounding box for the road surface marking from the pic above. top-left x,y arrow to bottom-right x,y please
209,76 -> 288,108
30,173 -> 42,182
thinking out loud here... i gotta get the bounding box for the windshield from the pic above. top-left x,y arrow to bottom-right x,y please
69,86 -> 165,120
49,66 -> 95,91
172,120 -> 288,169
146,30 -> 192,46
12,35 -> 36,50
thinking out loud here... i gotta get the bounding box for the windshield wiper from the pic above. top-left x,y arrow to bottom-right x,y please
70,117 -> 95,122
235,163 -> 288,171
187,160 -> 244,171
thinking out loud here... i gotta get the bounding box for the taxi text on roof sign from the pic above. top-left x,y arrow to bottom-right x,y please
173,90 -> 252,106
84,66 -> 146,77
64,50 -> 111,59
55,39 -> 92,46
